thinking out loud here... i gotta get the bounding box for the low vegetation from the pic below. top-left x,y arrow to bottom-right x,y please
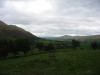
0,49 -> 100,75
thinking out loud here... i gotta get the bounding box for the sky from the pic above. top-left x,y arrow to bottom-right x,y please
0,0 -> 100,37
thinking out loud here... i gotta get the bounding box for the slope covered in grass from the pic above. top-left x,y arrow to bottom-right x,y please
0,50 -> 100,75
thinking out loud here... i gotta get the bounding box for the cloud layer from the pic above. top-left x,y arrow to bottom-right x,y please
0,0 -> 100,37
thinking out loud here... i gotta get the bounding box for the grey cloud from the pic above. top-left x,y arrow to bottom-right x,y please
0,0 -> 7,7
55,0 -> 100,18
0,0 -> 100,36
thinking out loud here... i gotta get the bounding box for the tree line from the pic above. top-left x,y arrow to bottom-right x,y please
0,38 -> 32,58
0,38 -> 99,58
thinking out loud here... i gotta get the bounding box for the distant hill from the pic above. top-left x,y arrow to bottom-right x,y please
41,35 -> 73,41
70,35 -> 100,41
42,35 -> 100,41
0,20 -> 38,39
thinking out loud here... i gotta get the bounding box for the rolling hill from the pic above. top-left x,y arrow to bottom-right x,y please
43,35 -> 100,41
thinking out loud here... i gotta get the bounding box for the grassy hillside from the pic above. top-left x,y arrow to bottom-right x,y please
0,49 -> 100,75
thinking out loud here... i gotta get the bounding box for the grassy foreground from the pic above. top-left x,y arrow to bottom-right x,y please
0,49 -> 100,75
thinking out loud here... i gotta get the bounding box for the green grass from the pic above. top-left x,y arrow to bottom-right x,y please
0,49 -> 100,75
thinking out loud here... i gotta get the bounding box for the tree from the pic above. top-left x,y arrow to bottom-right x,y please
15,38 -> 32,54
44,43 -> 55,52
91,41 -> 98,50
0,39 -> 9,58
0,38 -> 33,58
72,39 -> 80,49
44,43 -> 56,58
36,42 -> 45,51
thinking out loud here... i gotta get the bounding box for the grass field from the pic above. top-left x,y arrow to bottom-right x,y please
0,49 -> 100,75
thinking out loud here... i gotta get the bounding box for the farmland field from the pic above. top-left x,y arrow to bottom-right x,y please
0,49 -> 100,75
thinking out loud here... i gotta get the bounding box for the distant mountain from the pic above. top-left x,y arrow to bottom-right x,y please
0,20 -> 38,39
70,35 -> 100,41
43,35 -> 100,41
42,35 -> 73,41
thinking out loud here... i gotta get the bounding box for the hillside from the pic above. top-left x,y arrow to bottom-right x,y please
0,20 -> 37,39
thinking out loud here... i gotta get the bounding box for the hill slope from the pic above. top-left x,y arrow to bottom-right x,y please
0,20 -> 37,39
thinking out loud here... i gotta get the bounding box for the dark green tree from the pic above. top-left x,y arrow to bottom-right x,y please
36,42 -> 45,51
15,38 -> 32,54
72,39 -> 80,49
0,39 -> 9,58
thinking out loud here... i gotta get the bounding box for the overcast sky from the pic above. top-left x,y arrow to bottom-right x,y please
0,0 -> 100,37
